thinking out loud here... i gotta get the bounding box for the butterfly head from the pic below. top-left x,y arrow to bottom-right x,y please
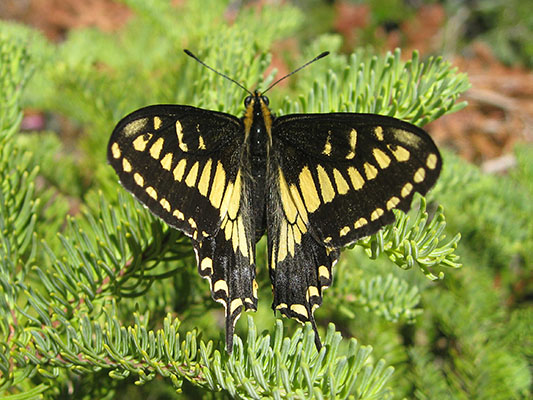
244,90 -> 270,114
242,90 -> 273,141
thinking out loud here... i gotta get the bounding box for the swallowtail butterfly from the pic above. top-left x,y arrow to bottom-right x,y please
108,50 -> 442,352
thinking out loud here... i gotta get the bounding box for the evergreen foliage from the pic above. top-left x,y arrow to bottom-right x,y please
0,1 -> 530,398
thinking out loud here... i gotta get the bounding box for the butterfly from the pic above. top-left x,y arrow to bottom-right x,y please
107,50 -> 442,353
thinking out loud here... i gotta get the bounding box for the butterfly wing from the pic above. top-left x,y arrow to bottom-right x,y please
108,105 -> 257,352
267,113 -> 441,342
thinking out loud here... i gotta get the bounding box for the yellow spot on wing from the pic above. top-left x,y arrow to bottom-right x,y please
198,135 -> 206,150
160,153 -> 173,171
198,159 -> 212,196
290,304 -> 308,318
370,208 -> 384,221
299,166 -> 320,213
173,209 -> 184,220
350,129 -> 358,148
209,161 -> 226,208
364,162 -> 378,180
132,133 -> 152,152
134,173 -> 144,187
146,186 -> 157,200
290,184 -> 308,223
150,137 -> 164,159
278,220 -> 288,262
270,243 -> 277,271
333,169 -> 349,195
214,280 -> 229,295
173,159 -> 187,181
232,219 -> 239,252
354,217 -> 368,229
389,144 -> 410,162
287,224 -> 295,256
185,161 -> 199,187
318,265 -> 330,280
279,168 -> 298,223
200,257 -> 212,272
124,118 -> 148,136
296,215 -> 307,235
227,170 -> 242,220
122,158 -> 132,172
373,148 -> 391,169
153,116 -> 162,130
252,279 -> 258,298
346,128 -> 357,159
224,218 -> 233,241
220,181 -> 234,218
393,128 -> 421,147
340,226 -> 350,236
111,142 -> 121,159
348,167 -> 365,190
237,216 -> 248,257
307,286 -> 319,300
230,298 -> 243,314
322,131 -> 332,156
374,126 -> 384,140
427,153 -> 438,169
386,196 -> 400,210
414,167 -> 426,183
176,120 -> 188,152
316,165 -> 335,203
159,198 -> 170,211
401,182 -> 413,197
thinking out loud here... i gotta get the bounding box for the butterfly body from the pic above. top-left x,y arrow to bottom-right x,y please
245,92 -> 271,242
108,72 -> 441,353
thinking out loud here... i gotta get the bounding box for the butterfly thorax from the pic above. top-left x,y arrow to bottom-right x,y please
243,91 -> 272,241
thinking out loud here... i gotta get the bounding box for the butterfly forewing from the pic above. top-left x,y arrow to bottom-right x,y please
271,113 -> 442,247
108,105 -> 244,239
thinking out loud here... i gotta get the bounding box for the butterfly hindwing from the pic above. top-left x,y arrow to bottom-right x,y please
266,179 -> 339,347
271,113 -> 442,248
193,209 -> 257,352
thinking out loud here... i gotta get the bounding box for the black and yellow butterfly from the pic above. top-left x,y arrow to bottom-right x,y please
107,50 -> 441,352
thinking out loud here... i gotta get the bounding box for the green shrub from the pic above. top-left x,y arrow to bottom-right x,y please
1,1 -> 530,399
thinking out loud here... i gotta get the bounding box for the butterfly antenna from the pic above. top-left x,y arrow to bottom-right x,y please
184,49 -> 253,95
262,51 -> 330,95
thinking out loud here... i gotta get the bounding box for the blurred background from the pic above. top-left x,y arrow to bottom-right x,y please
2,0 -> 532,168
